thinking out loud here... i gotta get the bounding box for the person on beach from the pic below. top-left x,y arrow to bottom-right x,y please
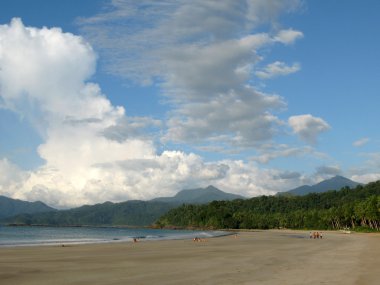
309,232 -> 313,239
193,237 -> 207,242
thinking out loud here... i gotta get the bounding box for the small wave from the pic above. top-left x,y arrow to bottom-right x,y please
0,226 -> 230,247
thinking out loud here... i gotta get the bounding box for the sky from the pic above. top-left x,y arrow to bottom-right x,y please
0,0 -> 379,208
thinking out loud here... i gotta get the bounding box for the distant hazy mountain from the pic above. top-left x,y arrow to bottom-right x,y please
4,200 -> 178,227
4,186 -> 244,226
280,176 -> 361,196
0,195 -> 56,219
151,185 -> 245,204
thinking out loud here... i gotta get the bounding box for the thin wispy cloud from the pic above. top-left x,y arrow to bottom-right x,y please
353,137 -> 370,147
78,0 -> 305,148
347,151 -> 380,184
256,61 -> 301,79
251,145 -> 319,164
315,165 -> 341,176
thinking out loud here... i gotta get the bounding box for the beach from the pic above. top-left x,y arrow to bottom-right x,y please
0,230 -> 378,285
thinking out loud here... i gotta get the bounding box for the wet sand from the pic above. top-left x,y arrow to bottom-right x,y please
0,230 -> 378,285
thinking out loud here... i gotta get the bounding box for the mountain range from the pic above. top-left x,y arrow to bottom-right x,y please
0,195 -> 55,219
1,186 -> 244,226
279,175 -> 361,196
1,177 -> 363,226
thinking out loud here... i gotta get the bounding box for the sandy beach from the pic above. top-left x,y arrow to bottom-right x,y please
0,230 -> 378,285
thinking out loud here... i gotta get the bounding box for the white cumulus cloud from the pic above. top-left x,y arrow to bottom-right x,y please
288,114 -> 330,144
274,29 -> 304,45
0,19 -> 159,207
351,173 -> 380,184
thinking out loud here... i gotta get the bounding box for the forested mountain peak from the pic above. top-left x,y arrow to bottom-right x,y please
151,185 -> 244,204
280,176 -> 361,196
0,195 -> 56,219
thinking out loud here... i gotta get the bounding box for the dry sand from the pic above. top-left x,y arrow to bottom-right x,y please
0,230 -> 378,285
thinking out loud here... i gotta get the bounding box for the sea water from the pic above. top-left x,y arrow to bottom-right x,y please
0,225 -> 227,247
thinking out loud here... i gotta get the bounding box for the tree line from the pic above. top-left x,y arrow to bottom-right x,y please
156,181 -> 380,231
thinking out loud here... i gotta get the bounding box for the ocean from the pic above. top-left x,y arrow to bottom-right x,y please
0,225 -> 227,247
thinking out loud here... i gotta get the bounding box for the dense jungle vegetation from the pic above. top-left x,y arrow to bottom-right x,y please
156,181 -> 380,231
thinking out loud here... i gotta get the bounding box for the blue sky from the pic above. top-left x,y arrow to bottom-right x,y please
0,0 -> 379,208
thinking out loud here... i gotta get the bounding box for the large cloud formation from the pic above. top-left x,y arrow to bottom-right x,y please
0,1 -> 337,208
0,19 -> 151,206
0,18 -> 309,208
79,0 -> 305,148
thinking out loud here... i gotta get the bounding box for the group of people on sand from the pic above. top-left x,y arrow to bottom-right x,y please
310,231 -> 323,239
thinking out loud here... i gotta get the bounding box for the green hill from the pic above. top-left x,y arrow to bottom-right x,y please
5,200 -> 177,226
157,181 -> 380,231
3,186 -> 243,226
0,195 -> 56,219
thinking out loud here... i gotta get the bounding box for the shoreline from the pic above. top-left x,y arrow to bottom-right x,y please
1,225 -> 378,249
4,222 -> 379,233
0,230 -> 378,284
0,226 -> 231,248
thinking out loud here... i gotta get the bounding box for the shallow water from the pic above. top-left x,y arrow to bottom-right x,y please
0,225 -> 227,247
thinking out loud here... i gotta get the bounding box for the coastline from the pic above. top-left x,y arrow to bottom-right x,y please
0,225 -> 230,248
0,230 -> 378,284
